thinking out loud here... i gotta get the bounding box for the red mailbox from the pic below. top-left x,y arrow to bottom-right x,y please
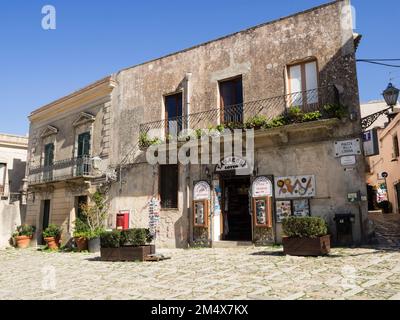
116,211 -> 130,230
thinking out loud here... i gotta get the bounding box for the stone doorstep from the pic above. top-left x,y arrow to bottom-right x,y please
212,241 -> 254,248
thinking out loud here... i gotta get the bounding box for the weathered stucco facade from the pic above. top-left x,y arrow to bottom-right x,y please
0,133 -> 28,248
26,0 -> 368,248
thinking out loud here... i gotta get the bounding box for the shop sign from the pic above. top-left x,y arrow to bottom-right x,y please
193,181 -> 211,201
275,175 -> 316,199
252,176 -> 273,197
215,156 -> 248,172
334,139 -> 361,157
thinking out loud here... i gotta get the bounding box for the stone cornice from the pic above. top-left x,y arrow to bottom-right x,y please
29,76 -> 116,123
0,134 -> 28,149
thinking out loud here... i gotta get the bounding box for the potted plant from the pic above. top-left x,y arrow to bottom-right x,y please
13,225 -> 36,249
100,228 -> 155,262
79,192 -> 109,253
73,218 -> 90,251
282,216 -> 331,256
43,224 -> 62,250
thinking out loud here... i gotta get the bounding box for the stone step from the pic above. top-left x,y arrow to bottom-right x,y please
212,241 -> 254,248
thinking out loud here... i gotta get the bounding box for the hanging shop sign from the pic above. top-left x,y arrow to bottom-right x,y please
274,175 -> 316,199
193,181 -> 211,201
215,156 -> 248,172
363,129 -> 379,157
334,139 -> 362,157
252,176 -> 273,197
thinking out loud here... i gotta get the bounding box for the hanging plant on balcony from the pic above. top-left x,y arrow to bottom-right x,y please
139,133 -> 162,149
244,115 -> 268,129
323,104 -> 348,120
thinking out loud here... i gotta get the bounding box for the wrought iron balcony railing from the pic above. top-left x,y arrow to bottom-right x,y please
139,86 -> 339,138
28,156 -> 94,185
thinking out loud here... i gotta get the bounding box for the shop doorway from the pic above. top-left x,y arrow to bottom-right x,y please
396,183 -> 400,214
222,176 -> 252,241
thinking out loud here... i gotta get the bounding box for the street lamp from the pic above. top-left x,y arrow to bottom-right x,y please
383,83 -> 399,110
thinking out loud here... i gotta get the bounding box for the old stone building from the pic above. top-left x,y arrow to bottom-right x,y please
26,0 -> 369,248
0,133 -> 28,248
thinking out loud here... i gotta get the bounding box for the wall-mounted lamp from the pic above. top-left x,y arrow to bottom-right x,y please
205,166 -> 211,179
349,111 -> 358,122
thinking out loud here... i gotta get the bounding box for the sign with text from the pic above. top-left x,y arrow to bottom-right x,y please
252,176 -> 273,198
334,139 -> 361,157
193,181 -> 211,201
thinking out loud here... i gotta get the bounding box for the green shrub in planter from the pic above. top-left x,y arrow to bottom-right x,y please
100,230 -> 121,248
43,224 -> 62,238
282,216 -> 328,239
120,228 -> 153,247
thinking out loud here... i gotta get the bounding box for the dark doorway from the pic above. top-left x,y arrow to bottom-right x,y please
75,196 -> 88,220
396,183 -> 400,214
222,176 -> 251,241
41,199 -> 51,244
219,76 -> 243,124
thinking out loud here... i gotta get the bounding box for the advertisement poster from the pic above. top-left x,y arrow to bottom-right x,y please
276,201 -> 292,223
293,199 -> 310,217
275,175 -> 316,199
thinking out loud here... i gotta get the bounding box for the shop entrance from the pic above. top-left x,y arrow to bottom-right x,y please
222,176 -> 252,241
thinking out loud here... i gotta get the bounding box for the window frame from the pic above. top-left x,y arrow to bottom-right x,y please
286,58 -> 319,107
164,92 -> 183,138
393,134 -> 400,158
159,164 -> 179,210
219,75 -> 244,124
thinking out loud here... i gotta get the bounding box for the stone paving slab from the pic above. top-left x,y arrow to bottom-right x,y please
0,246 -> 400,300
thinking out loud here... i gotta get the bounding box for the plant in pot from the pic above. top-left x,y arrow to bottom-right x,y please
73,218 -> 90,252
79,191 -> 109,253
282,216 -> 331,257
43,224 -> 62,250
13,225 -> 36,249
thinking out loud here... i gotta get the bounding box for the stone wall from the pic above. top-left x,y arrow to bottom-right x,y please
0,201 -> 22,249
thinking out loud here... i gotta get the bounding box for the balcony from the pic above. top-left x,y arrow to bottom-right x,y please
139,86 -> 341,145
28,156 -> 95,185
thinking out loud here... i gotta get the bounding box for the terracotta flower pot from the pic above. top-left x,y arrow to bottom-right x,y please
74,237 -> 88,251
44,237 -> 60,250
15,235 -> 31,249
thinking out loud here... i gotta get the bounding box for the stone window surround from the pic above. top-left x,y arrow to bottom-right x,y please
39,126 -> 58,167
72,112 -> 95,159
285,56 -> 320,97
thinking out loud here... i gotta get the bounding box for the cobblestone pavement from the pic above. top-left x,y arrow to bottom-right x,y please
0,245 -> 400,300
369,213 -> 400,247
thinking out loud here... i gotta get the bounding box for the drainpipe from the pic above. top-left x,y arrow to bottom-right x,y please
185,72 -> 192,247
185,73 -> 192,130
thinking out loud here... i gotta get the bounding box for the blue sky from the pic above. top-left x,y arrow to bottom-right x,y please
0,0 -> 398,135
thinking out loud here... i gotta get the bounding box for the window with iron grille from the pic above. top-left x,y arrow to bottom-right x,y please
219,76 -> 243,124
287,59 -> 319,108
159,164 -> 178,209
